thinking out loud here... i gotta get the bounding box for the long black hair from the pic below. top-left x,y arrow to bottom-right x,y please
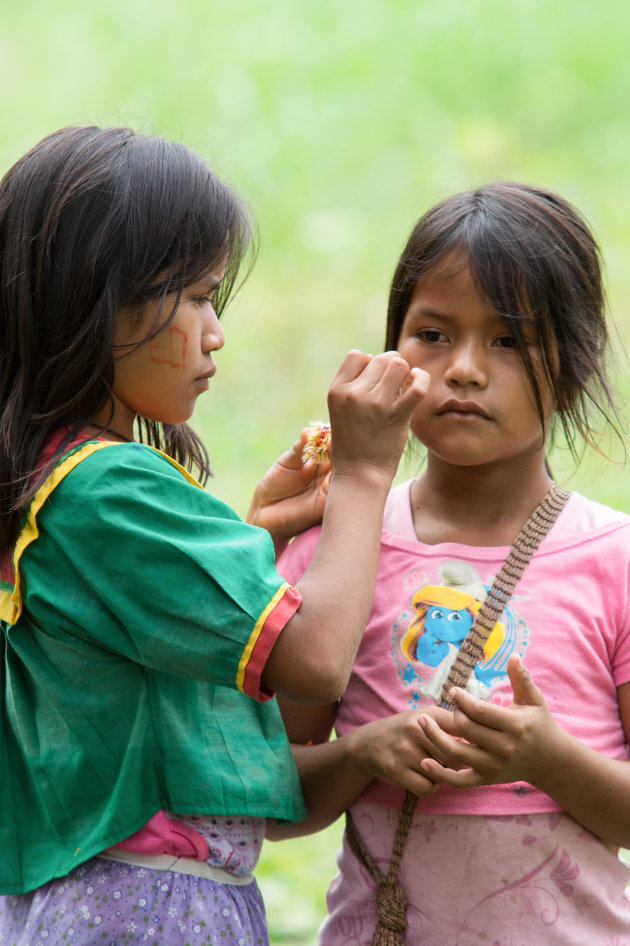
0,125 -> 254,554
386,181 -> 620,456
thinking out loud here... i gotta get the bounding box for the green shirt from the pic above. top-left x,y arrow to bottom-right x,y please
0,441 -> 305,894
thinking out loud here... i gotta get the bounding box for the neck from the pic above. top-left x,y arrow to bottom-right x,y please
83,423 -> 133,444
87,399 -> 136,443
411,453 -> 554,547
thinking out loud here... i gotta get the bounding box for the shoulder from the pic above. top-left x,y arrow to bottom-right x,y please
21,439 -> 263,597
52,441 -> 241,523
382,479 -> 416,540
60,440 -> 198,486
549,491 -> 630,541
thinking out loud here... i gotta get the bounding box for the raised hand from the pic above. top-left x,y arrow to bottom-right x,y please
261,351 -> 429,703
417,654 -> 561,788
326,350 -> 429,484
248,351 -> 428,557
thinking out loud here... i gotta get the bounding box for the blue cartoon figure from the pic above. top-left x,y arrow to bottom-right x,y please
415,602 -> 474,666
401,561 -> 506,700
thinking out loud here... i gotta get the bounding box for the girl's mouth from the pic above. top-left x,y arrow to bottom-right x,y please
438,399 -> 491,420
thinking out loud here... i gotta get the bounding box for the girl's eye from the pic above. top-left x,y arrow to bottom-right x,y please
495,335 -> 517,350
416,329 -> 447,344
194,293 -> 215,307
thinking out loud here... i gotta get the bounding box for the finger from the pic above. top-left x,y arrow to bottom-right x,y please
266,433 -> 314,471
445,694 -> 518,753
447,696 -> 540,765
506,654 -> 544,707
342,351 -> 412,393
418,713 -> 509,775
395,366 -> 431,409
448,687 -> 510,732
329,349 -> 373,385
333,351 -> 409,399
288,434 -> 310,464
417,715 -> 481,769
386,761 -> 441,797
423,706 -> 459,735
420,758 -> 484,788
275,430 -> 332,472
406,773 -> 439,796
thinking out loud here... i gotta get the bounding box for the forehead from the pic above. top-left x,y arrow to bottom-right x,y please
406,259 -> 498,320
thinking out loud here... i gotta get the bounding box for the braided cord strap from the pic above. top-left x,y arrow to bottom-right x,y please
345,483 -> 571,945
438,482 -> 570,708
345,789 -> 417,946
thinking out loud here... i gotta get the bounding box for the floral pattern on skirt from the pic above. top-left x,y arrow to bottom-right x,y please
0,856 -> 268,946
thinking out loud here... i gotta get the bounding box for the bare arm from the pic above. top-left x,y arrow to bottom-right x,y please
266,698 -> 454,840
417,653 -> 630,848
261,350 -> 429,704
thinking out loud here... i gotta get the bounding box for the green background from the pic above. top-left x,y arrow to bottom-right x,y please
2,1 -> 630,940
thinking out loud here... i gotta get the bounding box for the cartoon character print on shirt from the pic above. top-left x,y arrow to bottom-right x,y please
390,560 -> 529,707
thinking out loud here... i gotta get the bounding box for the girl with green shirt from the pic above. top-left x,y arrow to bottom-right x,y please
0,125 -> 427,944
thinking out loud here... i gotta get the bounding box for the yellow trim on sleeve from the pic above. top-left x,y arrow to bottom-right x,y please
236,582 -> 290,694
0,441 -> 204,626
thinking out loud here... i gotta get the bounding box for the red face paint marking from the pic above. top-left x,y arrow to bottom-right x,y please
148,327 -> 188,367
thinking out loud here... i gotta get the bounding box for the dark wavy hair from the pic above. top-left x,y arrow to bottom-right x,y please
0,125 -> 254,553
386,181 -> 620,457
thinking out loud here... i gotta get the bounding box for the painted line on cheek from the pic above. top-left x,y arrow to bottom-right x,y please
148,327 -> 188,368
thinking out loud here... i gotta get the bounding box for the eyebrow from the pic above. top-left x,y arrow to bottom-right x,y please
407,304 -> 450,318
404,305 -> 462,323
190,273 -> 224,293
406,304 -> 517,327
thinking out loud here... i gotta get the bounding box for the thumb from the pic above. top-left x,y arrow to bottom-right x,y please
507,653 -> 542,707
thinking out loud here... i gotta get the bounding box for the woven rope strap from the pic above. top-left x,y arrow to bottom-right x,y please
438,482 -> 570,708
346,483 -> 571,945
346,790 -> 417,946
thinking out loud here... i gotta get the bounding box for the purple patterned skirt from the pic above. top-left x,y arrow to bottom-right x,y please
0,855 -> 269,946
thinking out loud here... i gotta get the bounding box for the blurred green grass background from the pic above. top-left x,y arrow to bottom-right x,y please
2,1 -> 630,941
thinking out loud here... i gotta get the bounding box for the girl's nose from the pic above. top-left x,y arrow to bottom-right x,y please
202,307 -> 225,354
443,341 -> 488,388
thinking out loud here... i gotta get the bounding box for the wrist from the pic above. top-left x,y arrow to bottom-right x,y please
342,725 -> 374,780
527,723 -> 577,795
328,464 -> 395,497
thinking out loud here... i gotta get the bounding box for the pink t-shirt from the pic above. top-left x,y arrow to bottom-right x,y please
279,482 -> 630,816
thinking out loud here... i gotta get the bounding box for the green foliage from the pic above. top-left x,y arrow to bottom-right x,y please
2,1 -> 629,513
2,3 -> 630,941
257,823 -> 344,945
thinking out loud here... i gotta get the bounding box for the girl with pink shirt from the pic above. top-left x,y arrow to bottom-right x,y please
272,183 -> 630,945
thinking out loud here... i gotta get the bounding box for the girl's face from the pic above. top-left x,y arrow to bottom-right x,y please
102,268 -> 226,437
396,257 -> 554,471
